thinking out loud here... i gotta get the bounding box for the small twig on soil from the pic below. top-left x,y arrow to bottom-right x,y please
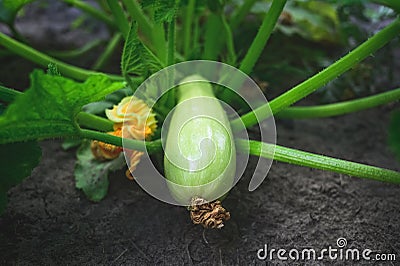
112,248 -> 128,264
202,229 -> 209,245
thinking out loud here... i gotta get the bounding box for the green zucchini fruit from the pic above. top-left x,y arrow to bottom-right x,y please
164,75 -> 236,205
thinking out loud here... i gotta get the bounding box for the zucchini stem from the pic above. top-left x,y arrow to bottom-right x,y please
239,0 -> 287,75
276,88 -> 400,119
0,32 -> 124,81
106,0 -> 130,38
236,139 -> 400,184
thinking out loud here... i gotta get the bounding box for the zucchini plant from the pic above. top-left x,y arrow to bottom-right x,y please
0,0 -> 400,228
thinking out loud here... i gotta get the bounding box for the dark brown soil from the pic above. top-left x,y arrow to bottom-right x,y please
1,1 -> 400,265
1,105 -> 399,265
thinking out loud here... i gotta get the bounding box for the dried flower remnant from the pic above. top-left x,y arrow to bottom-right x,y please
189,197 -> 231,229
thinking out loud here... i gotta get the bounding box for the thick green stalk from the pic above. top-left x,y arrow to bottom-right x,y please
106,0 -> 130,38
122,0 -> 169,58
192,14 -> 200,54
167,20 -> 176,66
277,88 -> 400,119
122,0 -> 167,62
230,0 -> 258,30
62,0 -> 115,28
203,14 -> 224,60
152,24 -> 167,64
232,18 -> 400,130
76,112 -> 113,132
92,33 -> 122,70
221,15 -> 236,65
239,0 -> 287,75
183,0 -> 195,58
237,139 -> 400,184
121,0 -> 153,34
79,128 -> 162,154
0,32 -> 123,81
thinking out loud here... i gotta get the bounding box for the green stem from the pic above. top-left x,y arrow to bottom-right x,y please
237,139 -> 400,184
183,0 -> 195,58
0,85 -> 21,102
232,17 -> 400,130
106,0 -> 130,38
230,0 -> 258,30
92,33 -> 122,71
277,88 -> 400,119
123,0 -> 167,62
0,32 -> 123,81
167,20 -> 176,66
203,14 -> 224,60
221,14 -> 236,65
192,13 -> 200,55
121,0 -> 153,34
62,0 -> 115,28
239,0 -> 287,75
79,128 -> 162,154
76,112 -> 113,132
152,24 -> 167,64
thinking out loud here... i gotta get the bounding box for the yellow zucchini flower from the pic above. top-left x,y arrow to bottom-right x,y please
91,96 -> 157,179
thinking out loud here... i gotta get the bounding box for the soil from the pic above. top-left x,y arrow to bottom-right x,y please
1,1 -> 400,265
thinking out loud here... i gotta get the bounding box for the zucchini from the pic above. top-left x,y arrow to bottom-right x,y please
164,75 -> 236,205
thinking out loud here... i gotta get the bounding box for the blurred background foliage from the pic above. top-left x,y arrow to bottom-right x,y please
230,0 -> 398,103
0,0 -> 399,103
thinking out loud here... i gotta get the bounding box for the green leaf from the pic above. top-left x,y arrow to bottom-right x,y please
0,141 -> 41,214
0,70 -> 125,144
279,1 -> 341,43
389,110 -> 400,161
0,0 -> 33,24
121,22 -> 164,78
141,0 -> 179,23
74,141 -> 125,202
154,0 -> 179,23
